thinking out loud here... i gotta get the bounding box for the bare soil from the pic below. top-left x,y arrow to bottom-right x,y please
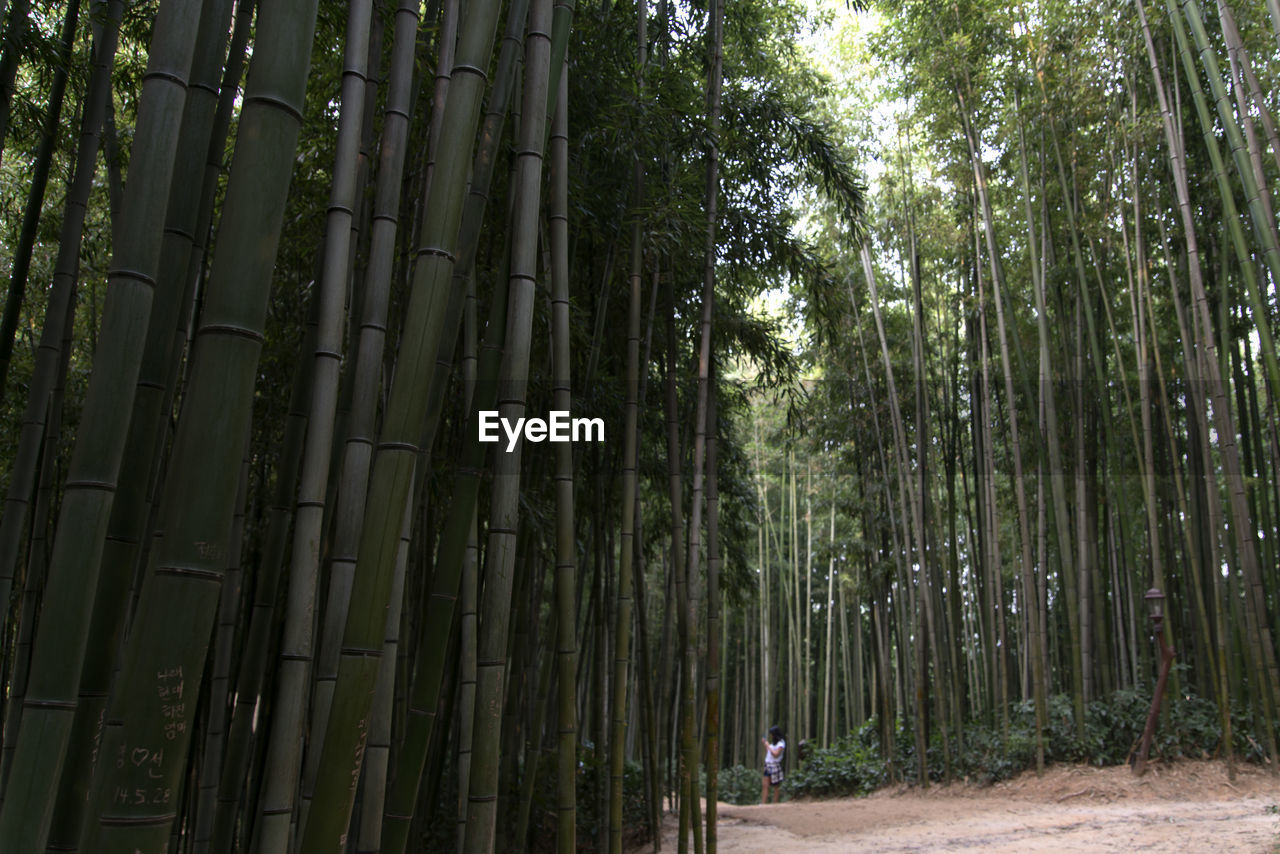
633,761 -> 1280,853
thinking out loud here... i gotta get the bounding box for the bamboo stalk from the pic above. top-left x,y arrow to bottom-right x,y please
251,0 -> 373,845
1172,0 -> 1280,766
0,0 -> 122,702
297,0 -> 505,845
78,0 -> 323,845
0,0 -> 214,844
549,46 -> 578,854
0,0 -> 79,402
458,5 -> 553,850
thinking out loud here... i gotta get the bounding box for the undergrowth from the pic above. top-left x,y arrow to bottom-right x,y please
779,688 -> 1262,800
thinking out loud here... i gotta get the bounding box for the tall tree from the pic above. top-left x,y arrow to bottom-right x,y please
77,0 -> 322,845
0,0 -> 213,845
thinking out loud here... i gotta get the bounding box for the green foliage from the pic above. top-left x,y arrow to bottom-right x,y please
1007,689 -> 1252,770
706,764 -> 764,805
527,746 -> 649,853
412,746 -> 648,853
782,721 -> 887,798
783,691 -> 1264,799
958,691 -> 1260,783
948,721 -> 1037,785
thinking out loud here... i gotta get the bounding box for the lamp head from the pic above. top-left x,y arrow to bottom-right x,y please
1145,587 -> 1165,623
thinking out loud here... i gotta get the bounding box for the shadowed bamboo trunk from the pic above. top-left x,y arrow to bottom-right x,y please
974,219 -> 1008,738
696,5 -> 727,834
305,8 -> 455,803
0,0 -> 211,845
901,134 -> 954,769
0,0 -> 122,742
1171,0 -> 1280,764
454,502 -> 479,853
186,11 -> 259,847
374,4 -> 535,846
1042,91 -> 1132,708
1141,214 -> 1215,694
962,73 -> 1083,735
1138,0 -> 1235,775
1010,93 -> 1047,767
353,495 -> 413,854
451,205 -> 483,854
250,1 -> 373,847
754,415 -> 769,749
210,295 -> 318,854
861,243 -> 929,784
190,453 -> 250,854
550,48 -> 578,854
48,0 -> 247,844
76,0 -> 322,847
297,0 -> 504,846
704,364 -> 723,854
610,3 -> 646,849
846,269 -> 903,777
460,3 -> 553,850
664,294 -> 697,853
1123,114 -> 1171,665
821,500 -> 835,747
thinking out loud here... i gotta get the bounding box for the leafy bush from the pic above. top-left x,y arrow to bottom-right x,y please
707,764 -> 764,805
783,722 -> 887,798
1160,691 -> 1248,760
764,689 -> 1266,800
527,744 -> 651,853
1083,688 -> 1150,765
953,721 -> 1024,784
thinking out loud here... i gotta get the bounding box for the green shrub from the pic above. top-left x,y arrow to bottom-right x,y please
1161,691 -> 1245,759
527,744 -> 651,853
771,689 -> 1265,801
708,764 -> 763,805
782,724 -> 887,798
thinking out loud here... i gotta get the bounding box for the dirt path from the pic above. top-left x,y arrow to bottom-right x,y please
634,761 -> 1280,853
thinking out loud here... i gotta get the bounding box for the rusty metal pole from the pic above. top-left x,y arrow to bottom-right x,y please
1134,588 -> 1175,776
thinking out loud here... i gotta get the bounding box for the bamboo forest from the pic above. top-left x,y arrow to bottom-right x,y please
4,0 -> 1280,850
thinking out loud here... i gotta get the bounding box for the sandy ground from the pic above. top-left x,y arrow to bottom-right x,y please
633,761 -> 1280,853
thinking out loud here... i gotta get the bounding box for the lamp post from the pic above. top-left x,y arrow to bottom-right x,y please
1134,587 -> 1175,776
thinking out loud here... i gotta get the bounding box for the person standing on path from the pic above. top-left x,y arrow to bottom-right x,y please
761,725 -> 786,803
